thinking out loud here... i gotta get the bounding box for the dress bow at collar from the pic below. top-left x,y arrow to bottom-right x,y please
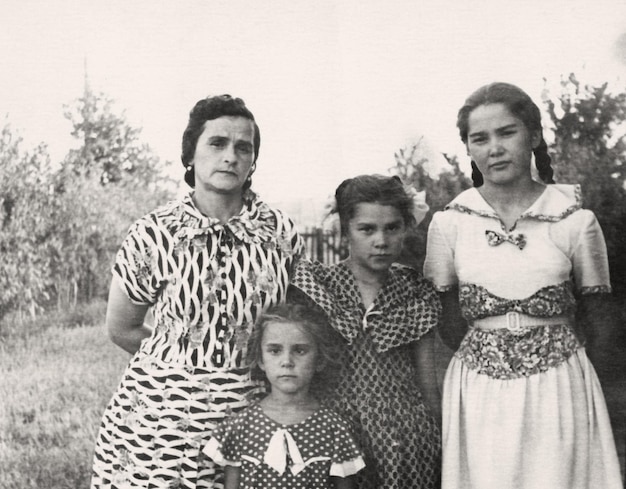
172,193 -> 277,245
485,229 -> 527,250
264,428 -> 306,475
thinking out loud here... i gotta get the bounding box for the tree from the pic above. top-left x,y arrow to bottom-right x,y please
0,87 -> 176,321
542,74 -> 626,384
62,87 -> 167,187
47,169 -> 133,307
391,139 -> 472,269
543,74 -> 626,296
0,123 -> 56,320
51,88 -> 175,307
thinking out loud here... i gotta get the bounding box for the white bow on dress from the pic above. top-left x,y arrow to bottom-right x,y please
263,428 -> 306,475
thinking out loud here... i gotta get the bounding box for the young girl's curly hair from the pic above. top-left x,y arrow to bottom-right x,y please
247,304 -> 342,395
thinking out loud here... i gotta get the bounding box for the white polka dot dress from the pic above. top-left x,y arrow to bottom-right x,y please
204,403 -> 365,488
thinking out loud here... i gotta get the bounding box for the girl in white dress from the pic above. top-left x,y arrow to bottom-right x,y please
424,82 -> 622,488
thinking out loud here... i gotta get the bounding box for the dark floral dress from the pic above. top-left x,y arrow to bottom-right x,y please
290,260 -> 442,489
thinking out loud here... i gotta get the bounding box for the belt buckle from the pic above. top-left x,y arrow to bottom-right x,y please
506,311 -> 524,333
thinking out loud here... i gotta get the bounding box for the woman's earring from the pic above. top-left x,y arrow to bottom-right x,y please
186,165 -> 193,172
243,162 -> 256,189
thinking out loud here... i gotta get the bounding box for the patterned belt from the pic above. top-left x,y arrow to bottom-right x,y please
472,312 -> 571,333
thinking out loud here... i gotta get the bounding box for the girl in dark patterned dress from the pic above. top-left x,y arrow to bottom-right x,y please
424,82 -> 622,488
204,304 -> 365,489
289,174 -> 442,489
91,95 -> 304,488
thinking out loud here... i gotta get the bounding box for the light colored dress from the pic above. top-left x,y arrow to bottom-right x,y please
204,403 -> 365,488
91,192 -> 303,489
424,184 -> 622,489
290,260 -> 442,489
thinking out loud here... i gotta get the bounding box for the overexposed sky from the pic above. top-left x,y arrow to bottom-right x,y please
2,0 -> 626,206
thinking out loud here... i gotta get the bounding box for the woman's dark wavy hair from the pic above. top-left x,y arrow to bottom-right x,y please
181,94 -> 260,188
457,82 -> 555,187
333,174 -> 415,236
247,304 -> 342,396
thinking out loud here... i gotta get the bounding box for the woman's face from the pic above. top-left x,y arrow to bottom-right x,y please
466,103 -> 540,187
191,115 -> 255,195
346,202 -> 406,277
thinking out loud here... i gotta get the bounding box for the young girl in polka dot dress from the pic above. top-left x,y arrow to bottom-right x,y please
204,304 -> 365,489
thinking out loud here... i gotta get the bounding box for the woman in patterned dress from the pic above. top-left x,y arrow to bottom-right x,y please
289,175 -> 442,489
91,95 -> 304,489
424,82 -> 622,488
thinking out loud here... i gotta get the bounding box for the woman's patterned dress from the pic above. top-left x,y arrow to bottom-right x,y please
290,260 -> 442,489
424,184 -> 622,489
91,192 -> 303,489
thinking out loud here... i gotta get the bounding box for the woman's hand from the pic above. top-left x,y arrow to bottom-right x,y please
106,275 -> 152,354
578,293 -> 620,383
413,330 -> 442,425
331,475 -> 356,489
438,288 -> 468,351
224,466 -> 241,489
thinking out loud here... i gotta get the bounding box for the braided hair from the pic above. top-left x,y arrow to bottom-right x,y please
457,82 -> 555,187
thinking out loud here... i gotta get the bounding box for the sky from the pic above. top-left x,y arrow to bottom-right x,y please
2,0 -> 626,220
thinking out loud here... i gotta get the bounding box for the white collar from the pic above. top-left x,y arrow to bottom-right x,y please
446,184 -> 582,222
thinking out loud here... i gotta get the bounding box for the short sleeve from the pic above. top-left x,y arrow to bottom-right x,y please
288,259 -> 336,318
328,413 -> 366,477
571,210 -> 611,294
288,218 -> 306,262
271,206 -> 307,263
423,211 -> 458,292
112,219 -> 163,305
413,271 -> 442,334
203,415 -> 243,467
361,266 -> 441,351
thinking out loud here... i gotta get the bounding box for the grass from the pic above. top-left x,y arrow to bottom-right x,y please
0,309 -> 130,489
0,304 -> 623,487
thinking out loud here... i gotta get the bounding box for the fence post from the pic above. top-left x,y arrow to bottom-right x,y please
315,228 -> 323,263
